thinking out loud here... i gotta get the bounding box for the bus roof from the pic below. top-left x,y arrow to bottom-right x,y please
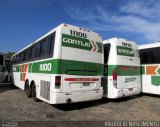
12,23 -> 63,57
12,23 -> 101,58
103,37 -> 137,46
139,42 -> 160,49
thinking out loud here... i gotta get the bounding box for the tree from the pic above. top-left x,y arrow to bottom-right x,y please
4,52 -> 16,59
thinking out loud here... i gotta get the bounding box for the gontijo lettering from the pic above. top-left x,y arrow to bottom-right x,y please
118,48 -> 134,55
62,34 -> 102,53
63,38 -> 91,48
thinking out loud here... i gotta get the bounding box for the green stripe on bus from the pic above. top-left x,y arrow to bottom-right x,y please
151,76 -> 160,86
29,59 -> 60,74
141,66 -> 145,74
107,65 -> 140,76
107,65 -> 117,76
14,59 -> 103,76
117,66 -> 140,76
60,59 -> 102,75
13,65 -> 20,72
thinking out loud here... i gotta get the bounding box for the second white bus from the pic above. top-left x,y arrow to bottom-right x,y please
102,38 -> 141,98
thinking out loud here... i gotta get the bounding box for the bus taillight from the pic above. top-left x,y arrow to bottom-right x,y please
55,76 -> 61,88
112,68 -> 117,88
121,66 -> 128,70
113,68 -> 117,81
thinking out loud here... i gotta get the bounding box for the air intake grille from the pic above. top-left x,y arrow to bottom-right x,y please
40,80 -> 50,101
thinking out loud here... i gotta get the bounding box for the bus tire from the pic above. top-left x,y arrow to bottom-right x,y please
32,83 -> 39,102
10,76 -> 14,85
25,81 -> 32,98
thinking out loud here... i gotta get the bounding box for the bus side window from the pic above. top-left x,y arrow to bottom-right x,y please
40,38 -> 48,58
14,55 -> 17,63
35,42 -> 41,58
140,51 -> 150,64
31,45 -> 36,60
152,47 -> 160,63
26,48 -> 31,61
140,47 -> 160,64
11,57 -> 14,64
16,54 -> 20,63
22,51 -> 26,61
48,32 -> 56,56
19,53 -> 22,62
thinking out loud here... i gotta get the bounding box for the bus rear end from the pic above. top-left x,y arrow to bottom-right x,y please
53,24 -> 103,104
104,38 -> 141,99
113,39 -> 141,98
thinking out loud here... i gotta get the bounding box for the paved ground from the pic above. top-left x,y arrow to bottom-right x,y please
0,83 -> 160,126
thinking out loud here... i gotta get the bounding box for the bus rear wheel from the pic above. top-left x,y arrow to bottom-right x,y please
32,83 -> 39,102
25,81 -> 32,98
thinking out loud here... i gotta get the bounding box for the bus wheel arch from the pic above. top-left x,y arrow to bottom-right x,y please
25,79 -> 32,98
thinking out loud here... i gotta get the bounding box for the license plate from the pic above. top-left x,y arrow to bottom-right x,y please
83,83 -> 90,86
129,88 -> 133,91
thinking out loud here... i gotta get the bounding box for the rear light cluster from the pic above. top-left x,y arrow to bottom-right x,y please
55,76 -> 61,89
112,68 -> 117,88
121,66 -> 139,71
121,66 -> 128,70
133,67 -> 139,70
113,68 -> 117,81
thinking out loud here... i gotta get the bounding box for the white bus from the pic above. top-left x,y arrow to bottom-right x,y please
139,42 -> 160,95
0,52 -> 9,83
102,38 -> 141,98
10,23 -> 103,104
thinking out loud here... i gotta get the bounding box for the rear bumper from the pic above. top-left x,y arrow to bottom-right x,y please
49,87 -> 103,104
108,87 -> 141,99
